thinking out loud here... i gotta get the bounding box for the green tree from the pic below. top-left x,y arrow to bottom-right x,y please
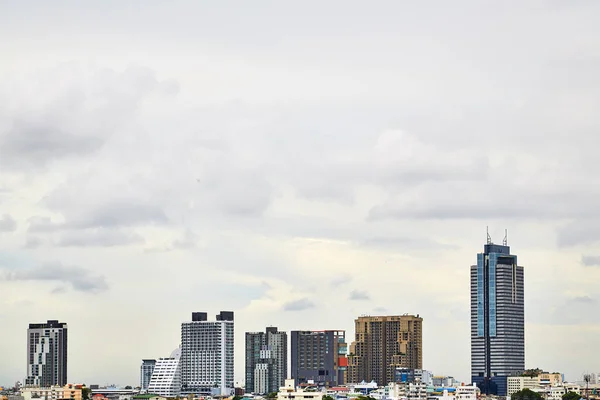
562,392 -> 581,400
266,393 -> 278,400
82,387 -> 91,400
323,396 -> 335,400
511,389 -> 543,400
125,386 -> 132,390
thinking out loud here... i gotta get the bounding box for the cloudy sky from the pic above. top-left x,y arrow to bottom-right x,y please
1,0 -> 600,387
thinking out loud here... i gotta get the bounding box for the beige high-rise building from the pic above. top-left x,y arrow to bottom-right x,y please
348,315 -> 422,386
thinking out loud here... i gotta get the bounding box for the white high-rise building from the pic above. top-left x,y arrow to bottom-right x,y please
180,311 -> 234,396
26,320 -> 68,387
147,349 -> 181,398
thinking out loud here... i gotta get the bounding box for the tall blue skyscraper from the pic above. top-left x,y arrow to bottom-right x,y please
470,233 -> 525,396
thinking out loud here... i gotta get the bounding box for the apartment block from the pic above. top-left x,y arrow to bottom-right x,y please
180,311 -> 234,396
245,327 -> 287,394
26,320 -> 68,387
348,315 -> 423,386
291,330 -> 347,387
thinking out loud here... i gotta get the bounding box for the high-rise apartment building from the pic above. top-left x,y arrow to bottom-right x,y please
180,311 -> 234,396
140,359 -> 156,392
26,320 -> 68,386
348,315 -> 423,386
291,330 -> 347,387
245,327 -> 288,394
470,236 -> 525,396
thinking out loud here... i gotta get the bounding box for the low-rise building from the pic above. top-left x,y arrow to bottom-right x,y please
277,380 -> 323,400
507,377 -> 540,396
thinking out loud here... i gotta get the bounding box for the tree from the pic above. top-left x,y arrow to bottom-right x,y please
125,386 -> 132,390
562,392 -> 581,400
266,393 -> 278,400
511,389 -> 543,400
323,396 -> 335,400
82,387 -> 91,400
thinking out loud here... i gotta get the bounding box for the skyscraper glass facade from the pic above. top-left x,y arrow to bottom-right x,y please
471,243 -> 524,396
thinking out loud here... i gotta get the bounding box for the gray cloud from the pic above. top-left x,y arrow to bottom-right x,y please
330,274 -> 352,287
558,222 -> 600,247
570,295 -> 596,304
2,262 -> 108,293
173,229 -> 198,250
24,236 -> 43,249
64,201 -> 169,230
349,289 -> 370,301
582,255 -> 600,267
282,298 -> 315,312
0,65 -> 179,170
0,214 -> 16,232
57,229 -> 144,247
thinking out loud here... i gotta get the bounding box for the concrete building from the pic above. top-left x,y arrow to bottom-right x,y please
507,377 -> 540,396
26,320 -> 68,387
180,311 -> 234,396
140,360 -> 156,392
471,236 -> 525,396
348,315 -> 423,386
21,384 -> 81,400
245,327 -> 288,394
291,330 -> 347,387
276,379 -> 323,400
147,351 -> 181,399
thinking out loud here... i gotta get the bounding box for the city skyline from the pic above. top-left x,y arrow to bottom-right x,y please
2,0 -> 600,389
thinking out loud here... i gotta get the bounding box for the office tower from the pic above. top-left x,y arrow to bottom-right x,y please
470,234 -> 524,396
26,320 -> 68,386
147,349 -> 181,398
347,315 -> 423,386
180,311 -> 234,396
245,327 -> 288,394
291,330 -> 347,387
140,359 -> 156,392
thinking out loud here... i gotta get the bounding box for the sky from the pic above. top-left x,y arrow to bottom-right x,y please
1,0 -> 600,387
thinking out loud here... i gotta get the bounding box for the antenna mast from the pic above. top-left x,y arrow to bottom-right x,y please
503,229 -> 508,246
486,226 -> 492,244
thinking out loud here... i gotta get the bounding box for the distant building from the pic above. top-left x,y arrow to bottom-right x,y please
245,327 -> 288,394
290,330 -> 347,387
140,360 -> 156,392
26,320 -> 68,387
180,312 -> 234,396
348,315 -> 423,386
507,377 -> 539,396
276,379 -> 323,400
471,237 -> 525,396
147,351 -> 181,399
21,384 -> 82,400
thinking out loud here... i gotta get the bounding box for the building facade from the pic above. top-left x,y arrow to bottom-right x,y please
470,239 -> 525,396
21,384 -> 82,400
147,355 -> 181,398
291,330 -> 347,387
26,320 -> 68,386
180,311 -> 234,396
140,360 -> 156,392
245,327 -> 288,394
348,315 -> 423,386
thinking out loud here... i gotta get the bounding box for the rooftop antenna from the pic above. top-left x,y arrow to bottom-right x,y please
486,226 -> 492,244
503,229 -> 508,246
